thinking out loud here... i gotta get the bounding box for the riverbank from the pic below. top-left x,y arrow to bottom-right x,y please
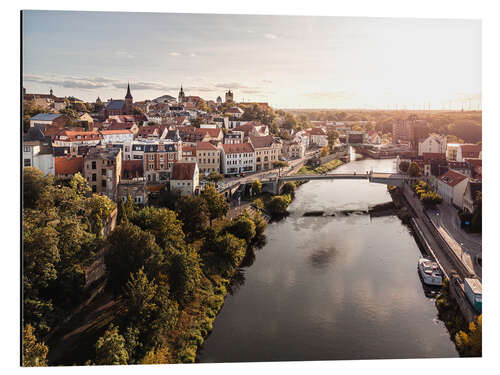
296,159 -> 343,175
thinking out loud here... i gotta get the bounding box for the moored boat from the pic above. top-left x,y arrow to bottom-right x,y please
418,257 -> 443,286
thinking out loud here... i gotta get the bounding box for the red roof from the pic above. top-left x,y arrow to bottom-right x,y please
171,162 -> 197,180
222,143 -> 254,154
460,144 -> 481,157
108,122 -> 137,130
249,135 -> 275,149
439,170 -> 468,187
55,129 -> 102,142
182,145 -> 196,154
196,127 -> 222,138
309,127 -> 326,136
55,156 -> 83,175
196,141 -> 217,151
121,160 -> 144,179
100,129 -> 132,135
423,152 -> 446,161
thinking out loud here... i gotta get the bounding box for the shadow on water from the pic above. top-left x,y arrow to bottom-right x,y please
308,246 -> 338,270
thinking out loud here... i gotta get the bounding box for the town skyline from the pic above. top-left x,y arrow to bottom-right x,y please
22,11 -> 481,109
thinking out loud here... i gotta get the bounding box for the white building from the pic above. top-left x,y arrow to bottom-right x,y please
221,143 -> 255,175
447,143 -> 482,162
308,127 -> 328,147
436,170 -> 469,207
170,162 -> 199,196
23,142 -> 54,175
101,130 -> 134,144
418,134 -> 447,156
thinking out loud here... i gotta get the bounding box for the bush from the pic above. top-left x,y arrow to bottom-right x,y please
265,194 -> 292,217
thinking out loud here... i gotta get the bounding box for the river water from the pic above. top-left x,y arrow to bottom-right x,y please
198,157 -> 457,362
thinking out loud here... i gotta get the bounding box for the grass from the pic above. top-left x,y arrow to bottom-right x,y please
296,159 -> 343,175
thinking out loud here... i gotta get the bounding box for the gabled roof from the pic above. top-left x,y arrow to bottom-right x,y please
460,144 -> 481,155
55,156 -> 83,175
108,122 -> 137,130
29,113 -> 63,121
101,129 -> 133,135
171,162 -> 197,180
439,170 -> 468,187
308,127 -> 327,136
106,100 -> 126,110
196,142 -> 218,151
249,135 -> 276,149
222,143 -> 254,154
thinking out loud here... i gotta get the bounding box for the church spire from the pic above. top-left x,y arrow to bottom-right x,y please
125,82 -> 132,99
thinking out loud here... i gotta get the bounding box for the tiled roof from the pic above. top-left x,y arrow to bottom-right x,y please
108,122 -> 136,130
171,162 -> 196,180
100,129 -> 133,135
121,160 -> 144,179
222,143 -> 254,154
29,113 -> 63,121
106,100 -> 126,110
196,142 -> 217,151
422,152 -> 446,161
439,170 -> 468,187
55,156 -> 83,175
249,135 -> 275,149
309,127 -> 326,136
460,144 -> 481,155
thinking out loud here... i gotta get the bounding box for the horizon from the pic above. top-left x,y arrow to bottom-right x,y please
22,11 -> 481,110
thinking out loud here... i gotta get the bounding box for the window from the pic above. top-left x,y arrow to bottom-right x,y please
101,168 -> 106,176
24,146 -> 31,152
92,185 -> 97,193
92,161 -> 96,169
24,159 -> 31,167
92,173 -> 96,181
101,180 -> 107,188
149,163 -> 154,169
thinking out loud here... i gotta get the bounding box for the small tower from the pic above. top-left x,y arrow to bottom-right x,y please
125,82 -> 133,114
49,89 -> 53,97
225,89 -> 233,103
216,95 -> 222,105
178,85 -> 186,103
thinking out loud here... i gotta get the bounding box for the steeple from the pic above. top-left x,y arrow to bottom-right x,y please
125,82 -> 132,99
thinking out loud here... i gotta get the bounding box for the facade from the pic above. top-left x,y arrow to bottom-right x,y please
446,143 -> 482,162
224,130 -> 245,144
249,135 -> 282,171
225,90 -> 234,103
144,143 -> 182,183
226,107 -> 244,118
101,129 -> 134,144
346,131 -> 367,145
196,142 -> 220,175
83,146 -> 122,200
23,127 -> 55,175
221,143 -> 255,175
178,85 -> 186,103
367,131 -> 382,145
101,83 -> 134,117
418,134 -> 447,156
462,181 -> 481,213
436,170 -> 469,207
170,162 -> 199,196
118,159 -> 147,204
282,141 -> 306,159
392,116 -> 429,148
54,155 -> 84,180
53,129 -> 102,147
308,127 -> 328,147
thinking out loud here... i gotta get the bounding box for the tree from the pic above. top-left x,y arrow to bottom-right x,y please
320,146 -> 329,157
281,182 -> 296,197
399,160 -> 410,173
131,206 -> 185,250
251,179 -> 262,196
95,324 -> 129,365
165,245 -> 203,304
85,194 -> 115,237
23,167 -> 50,209
455,315 -> 482,357
175,196 -> 208,239
69,172 -> 91,197
105,222 -> 164,294
266,195 -> 291,217
224,210 -> 256,244
272,160 -> 289,177
204,171 -> 224,183
327,130 -> 339,149
201,184 -> 229,226
22,324 -> 48,367
407,162 -> 422,177
206,232 -> 246,269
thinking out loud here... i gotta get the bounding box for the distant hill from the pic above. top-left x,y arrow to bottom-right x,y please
153,94 -> 176,103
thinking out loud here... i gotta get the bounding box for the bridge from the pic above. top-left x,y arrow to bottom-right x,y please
254,172 -> 423,194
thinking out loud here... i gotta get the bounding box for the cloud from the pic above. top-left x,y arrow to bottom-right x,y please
213,82 -> 258,90
169,52 -> 181,56
304,91 -> 356,101
189,53 -> 197,57
262,79 -> 273,84
264,33 -> 278,40
114,50 -> 134,59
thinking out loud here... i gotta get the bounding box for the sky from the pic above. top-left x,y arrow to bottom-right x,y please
22,11 -> 481,109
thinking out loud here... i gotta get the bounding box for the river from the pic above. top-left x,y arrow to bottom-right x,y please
198,157 -> 458,362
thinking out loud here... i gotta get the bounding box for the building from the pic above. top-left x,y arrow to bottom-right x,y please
249,135 -> 282,171
233,122 -> 269,138
101,129 -> 134,144
462,180 -> 481,213
29,113 -> 69,129
221,143 -> 255,176
196,142 -> 220,175
23,127 -> 55,175
53,129 -> 102,147
346,131 -> 367,145
436,170 -> 469,207
77,112 -> 94,127
144,143 -> 182,183
54,155 -> 84,180
282,141 -> 306,159
308,127 -> 328,147
216,96 -> 223,105
170,162 -> 199,196
367,131 -> 382,145
83,146 -> 122,200
392,116 -> 429,148
178,85 -> 186,103
226,107 -> 244,119
118,159 -> 147,204
101,83 -> 134,117
225,89 -> 234,103
224,130 -> 245,144
447,143 -> 482,162
418,134 -> 447,156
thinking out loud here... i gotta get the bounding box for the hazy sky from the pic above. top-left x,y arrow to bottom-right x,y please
22,11 -> 481,109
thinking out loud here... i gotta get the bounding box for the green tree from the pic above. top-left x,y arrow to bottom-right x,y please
204,171 -> 224,183
165,245 -> 203,304
105,222 -> 164,294
281,182 -> 296,197
175,196 -> 208,239
266,195 -> 291,217
399,160 -> 410,173
407,162 -> 422,177
201,184 -> 229,226
251,179 -> 262,196
22,324 -> 48,367
85,194 -> 115,237
23,167 -> 50,209
455,315 -> 482,357
69,172 -> 91,197
224,210 -> 256,243
95,324 -> 129,365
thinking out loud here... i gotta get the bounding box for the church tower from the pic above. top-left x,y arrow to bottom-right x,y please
125,82 -> 133,114
178,85 -> 186,103
225,89 -> 234,103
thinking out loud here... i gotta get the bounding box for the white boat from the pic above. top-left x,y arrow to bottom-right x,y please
418,257 -> 443,286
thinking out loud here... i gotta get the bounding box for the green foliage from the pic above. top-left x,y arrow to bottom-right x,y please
201,184 -> 229,226
455,315 -> 482,357
95,324 -> 129,365
204,171 -> 224,183
22,324 -> 48,367
407,162 -> 422,177
224,210 -> 256,243
165,246 -> 203,305
399,160 -> 410,173
266,194 -> 292,217
252,198 -> 264,211
69,172 -> 91,197
420,191 -> 443,206
175,196 -> 208,239
281,182 -> 296,197
272,160 -> 289,169
251,179 -> 262,196
84,194 -> 115,237
23,167 -> 51,209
